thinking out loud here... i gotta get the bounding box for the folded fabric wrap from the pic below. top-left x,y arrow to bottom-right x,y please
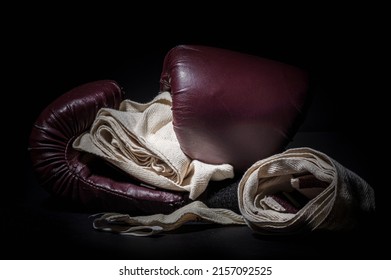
73,92 -> 234,200
238,148 -> 375,234
92,148 -> 375,236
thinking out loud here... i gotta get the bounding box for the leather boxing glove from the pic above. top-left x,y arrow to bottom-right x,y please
160,45 -> 309,172
29,80 -> 189,214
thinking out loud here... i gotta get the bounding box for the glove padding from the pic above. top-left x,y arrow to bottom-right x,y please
29,80 -> 189,214
161,45 -> 309,171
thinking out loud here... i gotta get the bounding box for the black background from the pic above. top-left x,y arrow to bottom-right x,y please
19,8 -> 385,146
8,5 -> 390,259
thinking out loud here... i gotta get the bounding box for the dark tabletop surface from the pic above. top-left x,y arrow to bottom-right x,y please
8,12 -> 389,260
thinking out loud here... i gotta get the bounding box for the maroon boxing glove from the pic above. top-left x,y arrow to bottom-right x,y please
29,80 -> 188,214
160,45 -> 309,171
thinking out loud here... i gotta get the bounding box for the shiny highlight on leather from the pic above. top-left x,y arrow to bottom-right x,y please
29,80 -> 188,214
160,45 -> 309,171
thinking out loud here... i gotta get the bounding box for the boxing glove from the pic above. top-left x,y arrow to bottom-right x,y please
29,80 -> 189,214
160,45 -> 309,171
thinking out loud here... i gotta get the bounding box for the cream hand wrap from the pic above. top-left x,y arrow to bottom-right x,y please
238,148 -> 375,234
92,148 -> 375,236
92,201 -> 245,236
73,92 -> 234,200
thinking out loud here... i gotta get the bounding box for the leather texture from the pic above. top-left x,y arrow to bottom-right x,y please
29,80 -> 188,214
29,45 -> 310,214
160,45 -> 309,171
